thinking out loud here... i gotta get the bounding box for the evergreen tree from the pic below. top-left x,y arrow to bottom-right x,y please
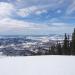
67,35 -> 71,55
47,47 -> 52,55
50,45 -> 56,55
69,41 -> 72,55
72,28 -> 75,55
63,33 -> 69,55
56,43 -> 62,55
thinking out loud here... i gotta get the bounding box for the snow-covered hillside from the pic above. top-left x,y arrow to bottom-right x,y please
0,56 -> 75,75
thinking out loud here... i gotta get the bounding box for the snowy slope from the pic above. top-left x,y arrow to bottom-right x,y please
0,56 -> 75,75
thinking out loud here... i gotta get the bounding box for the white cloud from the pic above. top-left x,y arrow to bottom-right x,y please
0,18 -> 50,31
49,18 -> 61,23
0,18 -> 74,35
0,0 -> 64,18
51,22 -> 69,26
16,0 -> 64,6
17,6 -> 37,17
66,0 -> 75,15
17,6 -> 48,17
0,2 -> 14,18
35,10 -> 47,15
0,1 -> 74,35
16,0 -> 64,17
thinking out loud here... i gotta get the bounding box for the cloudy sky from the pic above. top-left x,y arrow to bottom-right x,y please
0,0 -> 75,35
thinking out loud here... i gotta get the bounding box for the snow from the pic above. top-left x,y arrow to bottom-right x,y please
0,56 -> 75,75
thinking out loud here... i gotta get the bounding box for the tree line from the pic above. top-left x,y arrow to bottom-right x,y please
49,28 -> 75,55
36,28 -> 75,55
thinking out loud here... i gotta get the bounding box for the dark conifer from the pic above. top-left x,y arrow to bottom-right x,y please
56,42 -> 62,55
72,28 -> 75,55
63,33 -> 69,55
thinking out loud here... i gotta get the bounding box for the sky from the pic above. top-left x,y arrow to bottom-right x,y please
0,0 -> 75,35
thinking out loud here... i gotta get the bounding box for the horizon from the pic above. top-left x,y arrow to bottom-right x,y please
0,0 -> 75,35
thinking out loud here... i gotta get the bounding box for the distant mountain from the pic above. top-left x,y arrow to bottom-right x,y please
0,34 -> 72,41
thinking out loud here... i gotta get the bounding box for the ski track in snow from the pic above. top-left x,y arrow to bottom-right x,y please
0,56 -> 75,75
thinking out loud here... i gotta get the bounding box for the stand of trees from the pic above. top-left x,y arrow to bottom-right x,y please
48,28 -> 75,55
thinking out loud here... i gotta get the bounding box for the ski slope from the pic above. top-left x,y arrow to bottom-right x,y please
0,56 -> 75,75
